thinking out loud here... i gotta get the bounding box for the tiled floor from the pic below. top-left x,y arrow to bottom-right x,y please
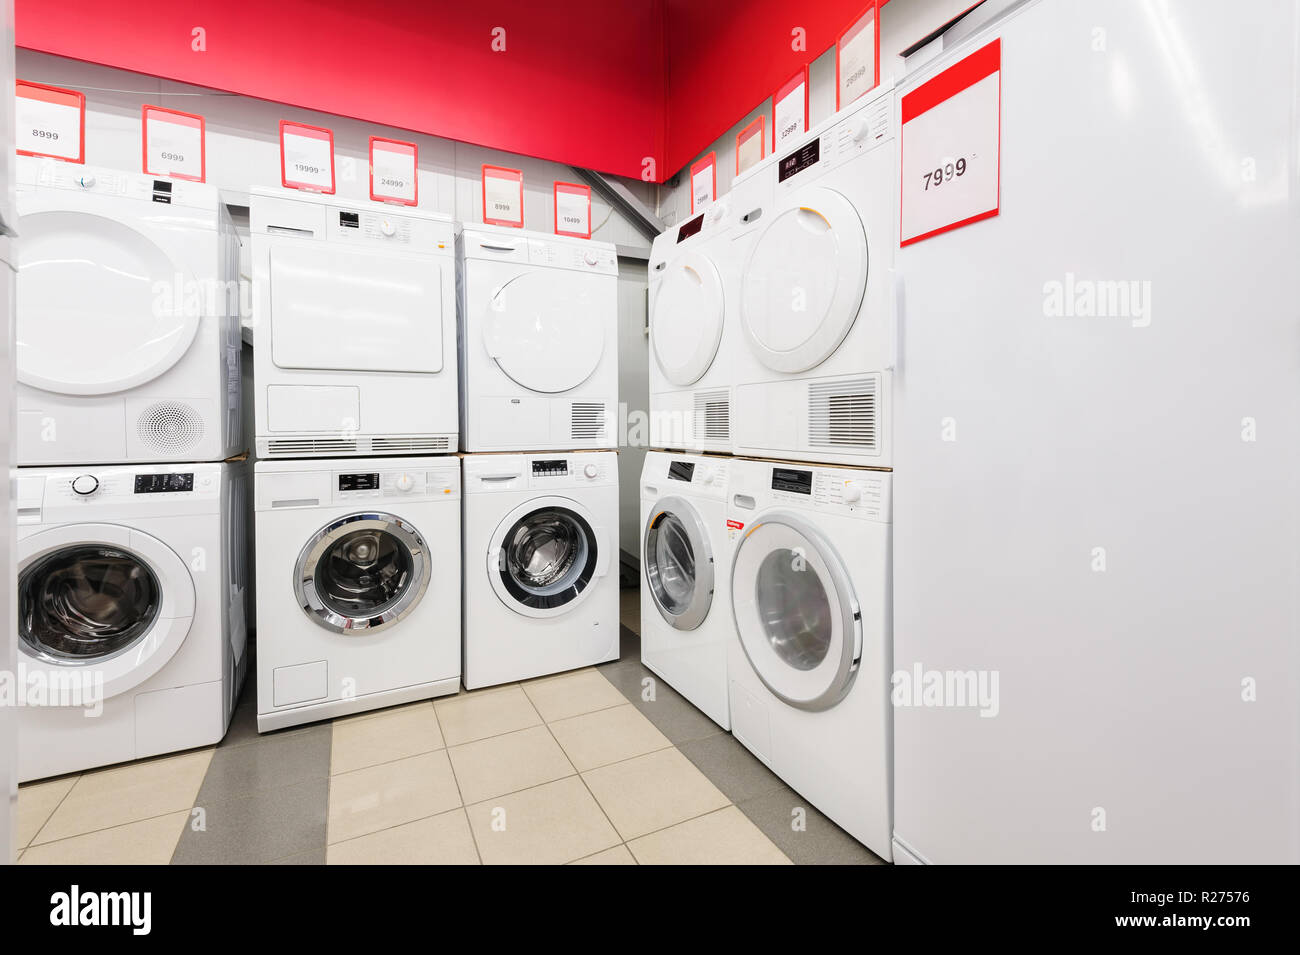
13,586 -> 883,865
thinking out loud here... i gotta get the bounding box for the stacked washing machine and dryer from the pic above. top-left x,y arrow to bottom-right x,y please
644,84 -> 899,858
12,156 -> 248,781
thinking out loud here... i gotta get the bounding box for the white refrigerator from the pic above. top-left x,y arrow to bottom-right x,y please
1,0 -> 17,866
892,0 -> 1299,863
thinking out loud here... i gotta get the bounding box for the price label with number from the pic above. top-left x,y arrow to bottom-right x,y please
900,39 -> 1001,247
772,68 -> 808,152
280,121 -> 336,194
16,81 -> 84,163
483,165 -> 523,227
370,137 -> 418,205
554,182 -> 591,238
690,152 -> 716,214
142,106 -> 205,181
736,117 -> 765,175
836,3 -> 880,109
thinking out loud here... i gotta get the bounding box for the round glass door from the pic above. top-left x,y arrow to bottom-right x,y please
651,252 -> 724,386
731,513 -> 861,710
643,497 -> 714,631
295,513 -> 431,634
17,211 -> 201,395
482,270 -> 607,393
490,503 -> 601,617
738,187 -> 867,373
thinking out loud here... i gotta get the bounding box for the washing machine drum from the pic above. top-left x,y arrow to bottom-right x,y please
643,498 -> 714,631
493,505 -> 599,615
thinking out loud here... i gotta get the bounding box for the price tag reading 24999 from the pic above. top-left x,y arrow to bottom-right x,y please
280,121 -> 336,194
370,137 -> 418,206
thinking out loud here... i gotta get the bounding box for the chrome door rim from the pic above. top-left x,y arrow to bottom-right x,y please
294,512 -> 430,634
643,496 -> 715,631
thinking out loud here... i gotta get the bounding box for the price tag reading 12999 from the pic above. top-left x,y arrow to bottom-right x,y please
280,121 -> 336,194
16,81 -> 85,163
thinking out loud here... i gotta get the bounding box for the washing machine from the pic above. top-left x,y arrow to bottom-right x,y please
462,451 -> 619,688
251,189 -> 459,458
729,84 -> 897,467
458,225 -> 618,452
14,157 -> 242,467
639,451 -> 732,729
15,462 -> 247,782
254,456 -> 461,731
646,169 -> 767,453
726,457 -> 892,857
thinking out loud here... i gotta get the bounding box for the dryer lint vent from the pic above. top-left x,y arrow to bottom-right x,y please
570,402 -> 607,442
693,390 -> 731,442
137,401 -> 205,454
808,377 -> 877,450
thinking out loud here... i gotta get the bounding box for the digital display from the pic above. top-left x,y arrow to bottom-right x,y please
532,459 -> 568,477
134,473 -> 193,494
339,211 -> 360,229
778,139 -> 820,183
771,468 -> 812,495
676,214 -> 705,243
338,473 -> 379,491
151,180 -> 173,204
667,461 -> 695,482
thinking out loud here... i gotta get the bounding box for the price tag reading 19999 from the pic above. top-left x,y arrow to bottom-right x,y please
280,121 -> 336,194
143,106 -> 205,181
370,137 -> 418,205
16,81 -> 85,163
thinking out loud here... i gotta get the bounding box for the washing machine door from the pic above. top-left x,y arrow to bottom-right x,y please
16,210 -> 201,395
643,496 -> 714,631
481,269 -> 608,394
294,512 -> 431,634
651,251 -> 724,386
730,511 -> 861,711
17,524 -> 196,701
488,497 -> 608,619
738,186 -> 867,373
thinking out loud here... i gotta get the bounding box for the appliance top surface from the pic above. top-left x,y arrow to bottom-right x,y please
250,185 -> 456,224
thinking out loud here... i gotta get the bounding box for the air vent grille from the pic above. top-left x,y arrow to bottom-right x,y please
693,390 -> 730,443
266,438 -> 359,456
570,403 -> 607,443
808,377 -> 877,450
136,402 -> 204,454
371,437 -> 451,453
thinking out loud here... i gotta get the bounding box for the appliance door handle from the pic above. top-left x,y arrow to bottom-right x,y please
487,546 -> 501,575
477,473 -> 520,482
480,243 -> 518,253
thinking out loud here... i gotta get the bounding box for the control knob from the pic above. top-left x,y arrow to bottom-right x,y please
394,473 -> 414,492
71,474 -> 99,496
583,464 -> 599,479
843,482 -> 863,504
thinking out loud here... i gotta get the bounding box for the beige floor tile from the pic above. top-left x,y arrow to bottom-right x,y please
327,808 -> 480,865
522,668 -> 627,723
620,587 -> 640,634
434,685 -> 542,746
466,776 -> 620,865
21,811 -> 190,865
333,700 -> 435,728
328,750 -> 461,844
33,750 -> 213,845
582,747 -> 729,841
16,776 -> 78,848
331,703 -> 444,774
570,844 -> 637,865
447,725 -> 574,804
548,704 -> 671,771
628,807 -> 791,865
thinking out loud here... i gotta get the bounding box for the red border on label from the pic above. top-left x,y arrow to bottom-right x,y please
279,120 -> 336,194
553,181 -> 592,239
482,164 -> 524,227
899,38 -> 1002,247
735,116 -> 766,176
835,2 -> 881,111
141,105 -> 206,182
369,136 -> 419,206
16,80 -> 86,164
689,152 -> 716,214
771,66 -> 809,152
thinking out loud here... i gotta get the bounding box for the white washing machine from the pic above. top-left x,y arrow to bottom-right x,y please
639,451 -> 732,729
251,189 -> 459,458
726,457 -> 892,858
730,85 -> 897,467
15,462 -> 247,782
14,157 -> 242,467
646,171 -> 767,453
254,456 -> 461,731
457,225 -> 618,452
462,451 -> 619,688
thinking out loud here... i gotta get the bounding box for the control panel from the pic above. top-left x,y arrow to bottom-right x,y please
329,207 -> 416,245
767,465 -> 889,520
23,158 -> 214,210
38,466 -> 220,508
527,238 -> 617,274
333,466 -> 458,502
773,92 -> 892,196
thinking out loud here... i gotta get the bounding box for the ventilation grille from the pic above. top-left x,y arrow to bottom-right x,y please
693,390 -> 730,443
137,401 -> 204,454
266,437 -> 359,456
371,436 -> 451,454
808,377 -> 878,450
570,403 -> 607,443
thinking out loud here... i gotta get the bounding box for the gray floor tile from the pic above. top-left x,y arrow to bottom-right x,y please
678,733 -> 786,804
171,777 -> 328,865
196,725 -> 331,802
736,785 -> 886,865
269,847 -> 327,865
598,660 -> 724,746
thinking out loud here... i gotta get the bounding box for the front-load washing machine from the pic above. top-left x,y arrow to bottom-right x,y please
254,456 -> 461,731
462,451 -> 619,687
15,157 -> 242,466
726,457 -> 892,858
16,462 -> 247,782
458,225 -> 618,452
729,85 -> 898,467
646,170 -> 768,454
251,189 -> 459,458
639,451 -> 732,729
